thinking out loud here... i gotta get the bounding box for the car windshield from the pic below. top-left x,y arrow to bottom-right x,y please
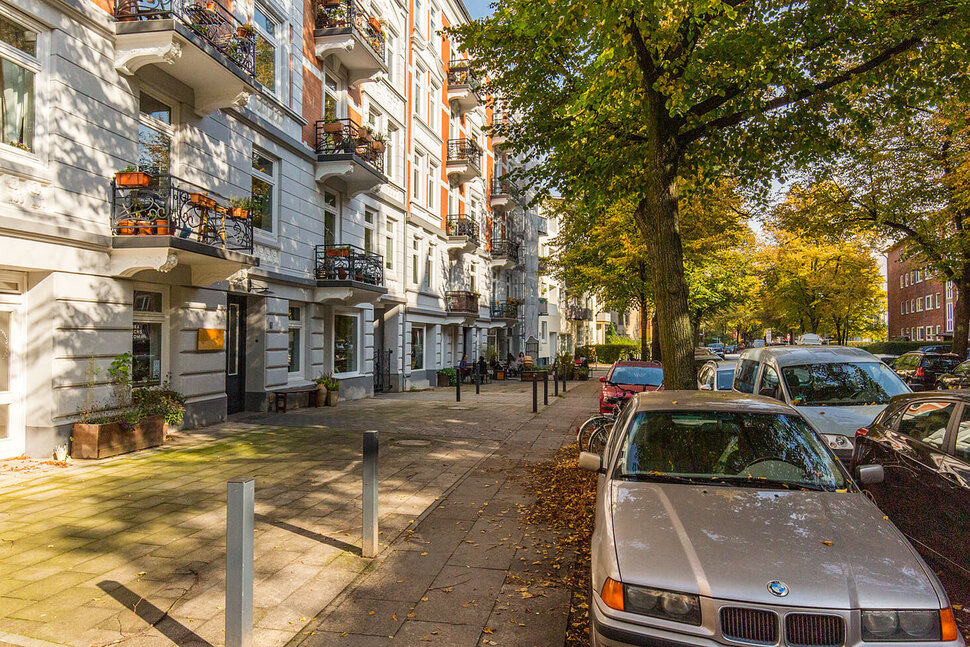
716,369 -> 734,390
781,362 -> 908,406
924,355 -> 962,372
610,366 -> 664,386
615,410 -> 847,491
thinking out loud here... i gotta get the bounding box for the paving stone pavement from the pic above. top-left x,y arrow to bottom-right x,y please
288,377 -> 600,647
0,375 -> 601,647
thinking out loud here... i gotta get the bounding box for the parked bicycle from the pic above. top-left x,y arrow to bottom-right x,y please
576,383 -> 639,454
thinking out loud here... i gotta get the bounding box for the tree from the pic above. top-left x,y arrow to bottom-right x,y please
451,0 -> 966,388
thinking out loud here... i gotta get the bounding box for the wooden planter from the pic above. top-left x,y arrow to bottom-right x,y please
494,369 -> 505,381
327,247 -> 351,257
356,129 -> 373,143
230,207 -> 249,219
189,193 -> 217,209
237,25 -> 254,38
115,171 -> 152,187
371,140 -> 386,153
322,120 -> 344,134
437,373 -> 451,387
71,416 -> 166,459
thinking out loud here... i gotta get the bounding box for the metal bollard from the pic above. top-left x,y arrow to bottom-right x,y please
543,371 -> 549,405
475,364 -> 480,395
562,364 -> 567,393
554,366 -> 559,396
226,478 -> 254,647
456,365 -> 461,402
362,430 -> 379,558
532,375 -> 538,413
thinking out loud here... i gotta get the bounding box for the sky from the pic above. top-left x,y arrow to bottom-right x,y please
464,0 -> 492,19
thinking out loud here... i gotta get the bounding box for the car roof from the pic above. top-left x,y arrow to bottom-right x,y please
900,351 -> 962,358
889,390 -> 970,405
630,390 -> 795,415
611,360 -> 662,368
738,345 -> 880,367
702,359 -> 736,371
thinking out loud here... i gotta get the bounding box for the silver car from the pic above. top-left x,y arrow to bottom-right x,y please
733,346 -> 911,461
698,359 -> 736,391
581,391 -> 962,647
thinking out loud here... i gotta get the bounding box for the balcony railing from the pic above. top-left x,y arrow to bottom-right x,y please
446,290 -> 480,315
490,301 -> 520,319
447,139 -> 482,171
447,59 -> 480,90
490,237 -> 520,264
315,118 -> 386,175
114,0 -> 256,76
314,0 -> 385,59
564,304 -> 593,321
111,175 -> 254,252
446,214 -> 479,245
314,244 -> 384,286
490,178 -> 517,197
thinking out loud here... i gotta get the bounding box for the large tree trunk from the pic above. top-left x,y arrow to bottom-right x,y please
952,271 -> 970,357
651,310 -> 661,361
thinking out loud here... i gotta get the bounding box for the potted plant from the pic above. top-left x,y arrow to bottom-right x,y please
322,120 -> 344,134
371,133 -> 387,154
189,192 -> 217,209
367,16 -> 382,33
356,125 -> 373,143
236,22 -> 255,38
324,376 -> 340,406
326,246 -> 351,257
115,165 -> 152,188
437,367 -> 457,387
314,375 -> 329,406
228,196 -> 255,219
8,141 -> 31,152
53,444 -> 68,462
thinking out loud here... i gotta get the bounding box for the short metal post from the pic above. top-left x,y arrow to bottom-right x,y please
561,364 -> 567,393
554,365 -> 559,397
456,365 -> 461,402
532,376 -> 538,413
362,430 -> 379,558
543,372 -> 549,405
226,478 -> 254,647
475,363 -> 481,394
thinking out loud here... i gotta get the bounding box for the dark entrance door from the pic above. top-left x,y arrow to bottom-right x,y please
226,294 -> 247,414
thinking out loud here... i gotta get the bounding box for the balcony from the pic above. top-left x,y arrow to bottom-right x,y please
537,216 -> 548,235
539,298 -> 549,316
108,174 -> 258,285
445,214 -> 479,256
314,244 -> 387,304
446,139 -> 482,185
313,0 -> 387,86
446,291 -> 480,322
564,304 -> 593,321
315,119 -> 388,196
490,116 -> 508,148
490,237 -> 519,270
490,301 -> 520,321
447,59 -> 482,114
490,178 -> 517,211
113,0 -> 257,117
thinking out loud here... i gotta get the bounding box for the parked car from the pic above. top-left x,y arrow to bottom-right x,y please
598,360 -> 664,414
581,391 -> 962,647
697,359 -> 736,391
851,391 -> 970,589
937,359 -> 970,390
796,333 -> 823,345
920,344 -> 951,354
695,347 -> 723,365
707,342 -> 726,355
893,352 -> 964,391
733,346 -> 910,461
874,353 -> 900,367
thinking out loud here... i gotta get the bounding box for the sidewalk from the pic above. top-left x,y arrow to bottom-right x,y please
0,376 -> 599,647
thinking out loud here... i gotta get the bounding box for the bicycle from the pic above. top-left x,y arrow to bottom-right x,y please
576,384 -> 638,454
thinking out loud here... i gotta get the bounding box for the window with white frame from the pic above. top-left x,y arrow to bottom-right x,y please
333,313 -> 358,374
916,298 -> 922,312
363,208 -> 376,253
917,327 -> 923,341
414,0 -> 425,38
385,219 -> 394,270
926,295 -> 933,310
138,93 -> 173,177
905,273 -> 909,287
287,306 -> 303,375
413,150 -> 425,203
936,293 -> 941,309
470,263 -> 477,293
132,289 -> 165,387
947,302 -> 954,332
412,238 -> 419,284
540,320 -> 547,340
386,124 -> 399,182
414,66 -> 426,121
427,162 -> 437,209
947,281 -> 954,299
251,149 -> 276,232
927,325 -> 934,340
410,326 -> 424,370
430,80 -> 440,129
253,5 -> 281,95
424,244 -> 433,290
937,325 -> 941,337
0,15 -> 38,154
899,275 -> 904,289
324,191 -> 338,246
900,302 -> 904,315
910,299 -> 914,313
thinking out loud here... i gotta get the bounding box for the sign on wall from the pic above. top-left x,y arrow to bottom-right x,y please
197,328 -> 225,351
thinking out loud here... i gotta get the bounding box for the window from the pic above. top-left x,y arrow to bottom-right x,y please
937,325 -> 941,337
385,220 -> 394,270
412,238 -> 419,284
926,295 -> 933,310
415,0 -> 425,38
905,273 -> 909,287
253,6 -> 280,94
916,327 -> 924,341
900,302 -> 905,315
287,306 -> 302,374
540,320 -> 547,340
917,298 -> 923,312
132,290 -> 164,387
430,81 -> 440,129
916,269 -> 922,283
386,124 -> 399,181
413,150 -> 425,203
899,276 -> 904,289
410,326 -> 424,370
425,247 -> 433,290
363,208 -> 376,253
947,281 -> 954,300
138,94 -> 172,176
470,264 -> 477,293
956,406 -> 970,462
427,162 -> 437,209
251,149 -> 276,232
947,302 -> 954,332
898,401 -> 954,450
910,299 -> 915,313
414,67 -> 426,120
0,15 -> 38,153
324,191 -> 338,246
760,365 -> 781,400
333,314 -> 358,373
324,74 -> 340,120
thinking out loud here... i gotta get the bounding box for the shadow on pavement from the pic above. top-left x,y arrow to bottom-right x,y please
255,513 -> 360,556
97,580 -> 213,647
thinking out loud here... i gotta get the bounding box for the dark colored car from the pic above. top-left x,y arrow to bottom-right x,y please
851,391 -> 970,589
893,352 -> 963,391
599,361 -> 663,413
938,360 -> 970,391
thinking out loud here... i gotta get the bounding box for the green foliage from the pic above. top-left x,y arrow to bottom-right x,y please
316,373 -> 340,390
438,367 -> 458,386
860,341 -> 950,356
133,387 -> 186,426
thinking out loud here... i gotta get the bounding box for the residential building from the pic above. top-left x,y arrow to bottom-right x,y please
0,0 -> 537,458
886,243 -> 954,342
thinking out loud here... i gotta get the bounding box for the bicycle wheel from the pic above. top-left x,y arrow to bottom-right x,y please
587,426 -> 608,455
577,415 -> 613,451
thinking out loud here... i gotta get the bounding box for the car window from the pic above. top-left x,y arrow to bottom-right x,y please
898,401 -> 955,450
699,367 -> 714,388
878,404 -> 907,430
734,360 -> 758,393
716,369 -> 734,391
609,366 -> 664,386
605,399 -> 639,465
955,407 -> 970,462
896,354 -> 915,370
760,365 -> 781,400
956,361 -> 970,376
923,355 -> 962,372
782,362 -> 909,406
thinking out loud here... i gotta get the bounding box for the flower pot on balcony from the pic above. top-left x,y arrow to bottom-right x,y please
337,268 -> 348,279
356,129 -> 373,143
117,219 -> 137,236
155,219 -> 170,235
236,24 -> 255,38
371,140 -> 386,153
136,220 -> 155,235
368,16 -> 382,33
323,120 -> 344,134
327,247 -> 351,257
189,193 -> 217,209
230,207 -> 249,219
115,171 -> 152,187
354,272 -> 365,281
205,1 -> 216,9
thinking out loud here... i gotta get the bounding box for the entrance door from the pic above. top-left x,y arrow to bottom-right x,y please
226,295 -> 247,414
0,302 -> 24,458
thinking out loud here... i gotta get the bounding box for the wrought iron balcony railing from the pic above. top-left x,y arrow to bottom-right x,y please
111,175 -> 254,253
490,178 -> 517,197
315,118 -> 386,175
314,244 -> 384,286
490,237 -> 520,264
446,139 -> 482,171
490,301 -> 520,319
446,214 -> 479,246
314,0 -> 385,59
446,290 -> 480,315
114,0 -> 256,76
563,304 -> 594,321
447,59 -> 480,90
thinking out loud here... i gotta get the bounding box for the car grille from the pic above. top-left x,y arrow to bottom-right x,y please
720,607 -> 778,644
785,613 -> 846,647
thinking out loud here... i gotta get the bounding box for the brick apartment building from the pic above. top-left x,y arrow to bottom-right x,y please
887,243 -> 957,342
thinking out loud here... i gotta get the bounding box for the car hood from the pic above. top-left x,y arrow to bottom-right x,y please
610,482 -> 941,609
794,405 -> 885,438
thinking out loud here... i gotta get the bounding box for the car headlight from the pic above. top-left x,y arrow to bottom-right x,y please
600,578 -> 701,625
862,609 -> 950,641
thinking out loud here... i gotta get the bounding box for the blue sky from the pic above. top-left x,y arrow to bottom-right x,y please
464,0 -> 492,19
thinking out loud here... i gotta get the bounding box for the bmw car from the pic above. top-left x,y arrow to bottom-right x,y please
580,391 -> 962,647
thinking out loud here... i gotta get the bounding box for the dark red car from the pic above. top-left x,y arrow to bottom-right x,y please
598,360 -> 664,413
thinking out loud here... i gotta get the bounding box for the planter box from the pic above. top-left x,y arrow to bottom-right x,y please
494,369 -> 505,381
437,373 -> 451,387
115,171 -> 151,187
521,370 -> 547,382
229,207 -> 249,219
72,416 -> 166,459
189,193 -> 217,209
326,391 -> 339,406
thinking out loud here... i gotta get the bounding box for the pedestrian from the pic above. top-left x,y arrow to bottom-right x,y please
516,352 -> 524,369
459,354 -> 467,370
478,355 -> 487,375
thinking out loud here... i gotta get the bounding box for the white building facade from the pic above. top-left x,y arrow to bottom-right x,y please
0,0 -> 537,458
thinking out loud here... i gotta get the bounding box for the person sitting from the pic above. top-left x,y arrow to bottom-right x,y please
459,354 -> 471,382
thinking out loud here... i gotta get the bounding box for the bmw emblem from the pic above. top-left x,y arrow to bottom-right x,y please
767,581 -> 789,597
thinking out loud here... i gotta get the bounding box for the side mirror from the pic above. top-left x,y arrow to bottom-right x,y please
699,384 -> 713,391
599,376 -> 607,383
856,464 -> 885,485
578,451 -> 604,473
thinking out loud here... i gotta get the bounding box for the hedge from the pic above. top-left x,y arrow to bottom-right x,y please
858,341 -> 952,356
575,343 -> 645,364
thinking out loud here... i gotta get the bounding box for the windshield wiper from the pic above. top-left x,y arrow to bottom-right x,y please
620,472 -> 730,486
719,476 -> 831,492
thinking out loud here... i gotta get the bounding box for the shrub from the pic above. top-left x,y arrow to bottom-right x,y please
859,340 -> 952,356
438,367 -> 458,386
133,387 -> 186,426
576,343 -> 643,364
